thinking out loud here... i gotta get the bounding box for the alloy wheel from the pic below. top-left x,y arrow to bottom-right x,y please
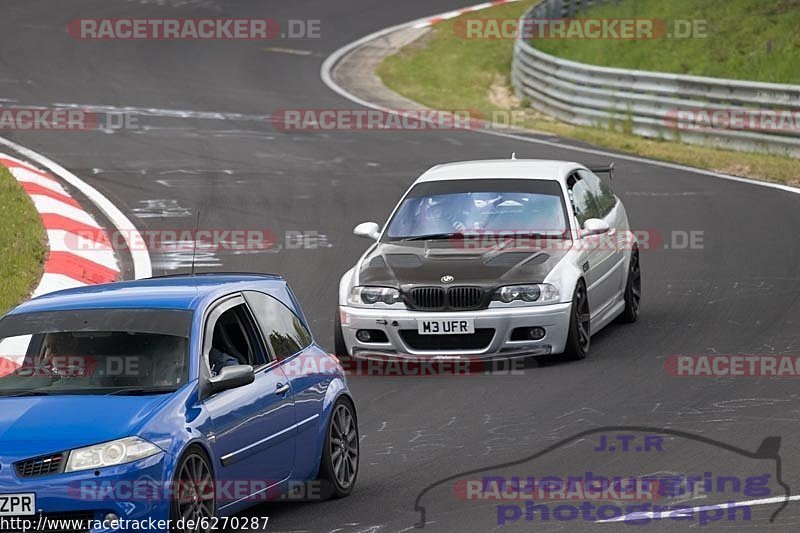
575,284 -> 591,352
176,452 -> 215,532
330,403 -> 358,489
629,248 -> 641,315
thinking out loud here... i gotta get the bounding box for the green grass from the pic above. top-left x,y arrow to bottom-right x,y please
0,166 -> 46,313
534,0 -> 800,84
378,0 -> 800,185
379,0 -> 532,113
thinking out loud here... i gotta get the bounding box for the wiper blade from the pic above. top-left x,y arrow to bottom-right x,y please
106,387 -> 175,396
0,390 -> 54,397
502,232 -> 566,239
398,233 -> 462,241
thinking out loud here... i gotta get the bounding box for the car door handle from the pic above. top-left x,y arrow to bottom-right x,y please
276,383 -> 290,395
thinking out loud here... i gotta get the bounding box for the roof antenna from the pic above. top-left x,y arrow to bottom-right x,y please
190,209 -> 201,276
511,152 -> 516,160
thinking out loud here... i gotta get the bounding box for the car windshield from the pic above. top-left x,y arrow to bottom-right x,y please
0,308 -> 192,396
384,179 -> 568,241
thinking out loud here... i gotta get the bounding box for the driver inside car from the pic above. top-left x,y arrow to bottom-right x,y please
208,323 -> 243,376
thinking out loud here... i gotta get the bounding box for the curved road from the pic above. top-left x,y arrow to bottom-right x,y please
2,1 -> 799,531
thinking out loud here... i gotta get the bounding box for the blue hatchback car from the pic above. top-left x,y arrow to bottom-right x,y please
0,274 -> 358,532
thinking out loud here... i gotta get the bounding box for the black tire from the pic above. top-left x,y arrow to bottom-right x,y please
563,280 -> 591,361
318,397 -> 359,500
618,245 -> 641,323
170,446 -> 216,533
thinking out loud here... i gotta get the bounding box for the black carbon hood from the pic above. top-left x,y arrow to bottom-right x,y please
357,240 -> 570,288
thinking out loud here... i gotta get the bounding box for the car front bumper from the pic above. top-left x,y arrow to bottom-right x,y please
339,302 -> 572,360
0,453 -> 169,533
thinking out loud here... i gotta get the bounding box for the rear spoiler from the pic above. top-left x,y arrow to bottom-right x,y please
588,162 -> 615,180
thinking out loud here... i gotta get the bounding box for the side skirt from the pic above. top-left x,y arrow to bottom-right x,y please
590,300 -> 625,336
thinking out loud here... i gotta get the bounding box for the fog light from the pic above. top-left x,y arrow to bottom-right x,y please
528,327 -> 546,340
355,329 -> 389,343
104,514 -> 120,528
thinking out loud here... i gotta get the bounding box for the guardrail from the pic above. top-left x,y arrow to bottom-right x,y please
510,0 -> 800,158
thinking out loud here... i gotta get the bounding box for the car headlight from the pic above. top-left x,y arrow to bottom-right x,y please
493,284 -> 559,305
65,437 -> 162,472
347,286 -> 402,306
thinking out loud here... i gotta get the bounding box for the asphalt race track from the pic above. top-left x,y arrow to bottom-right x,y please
2,0 -> 800,531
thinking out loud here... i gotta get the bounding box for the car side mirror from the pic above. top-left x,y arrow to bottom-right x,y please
582,218 -> 610,236
207,365 -> 255,395
353,222 -> 381,241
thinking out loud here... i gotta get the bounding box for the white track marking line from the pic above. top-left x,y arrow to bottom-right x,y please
438,11 -> 467,20
320,6 -> 800,197
597,494 -> 800,523
263,46 -> 313,56
412,0 -> 520,28
0,137 -> 152,278
51,102 -> 271,122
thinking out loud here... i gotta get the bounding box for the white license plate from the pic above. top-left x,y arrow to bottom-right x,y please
0,493 -> 35,516
417,319 -> 475,335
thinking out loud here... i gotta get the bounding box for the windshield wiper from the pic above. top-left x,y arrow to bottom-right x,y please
0,390 -> 54,397
106,387 -> 176,396
397,233 -> 462,241
503,232 -> 567,240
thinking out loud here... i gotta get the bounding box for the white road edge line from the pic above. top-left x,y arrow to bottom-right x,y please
596,494 -> 800,523
0,136 -> 152,279
319,4 -> 800,197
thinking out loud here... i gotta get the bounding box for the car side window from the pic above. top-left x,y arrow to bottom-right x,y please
569,173 -> 595,226
577,170 -> 617,219
243,291 -> 313,361
207,303 -> 267,375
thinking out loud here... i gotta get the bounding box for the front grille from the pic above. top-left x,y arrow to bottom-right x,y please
409,287 -> 445,309
407,286 -> 485,311
14,453 -> 65,478
1,511 -> 93,532
400,329 -> 495,351
447,286 -> 483,310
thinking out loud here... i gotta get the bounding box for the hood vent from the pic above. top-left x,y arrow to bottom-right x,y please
485,251 -> 549,267
385,254 -> 423,268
